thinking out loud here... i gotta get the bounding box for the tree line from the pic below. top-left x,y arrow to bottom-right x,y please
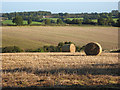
2,10 -> 118,20
2,41 -> 120,53
2,41 -> 85,53
11,15 -> 119,26
2,11 -> 51,21
2,10 -> 120,26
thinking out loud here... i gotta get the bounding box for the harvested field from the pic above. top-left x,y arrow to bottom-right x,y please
2,52 -> 120,88
2,26 -> 118,50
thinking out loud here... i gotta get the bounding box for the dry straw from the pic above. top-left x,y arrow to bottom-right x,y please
62,44 -> 76,53
84,42 -> 102,56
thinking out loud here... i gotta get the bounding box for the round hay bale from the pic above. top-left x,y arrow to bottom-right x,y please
62,44 -> 76,53
84,42 -> 102,56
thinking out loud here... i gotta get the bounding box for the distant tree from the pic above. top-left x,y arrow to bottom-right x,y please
72,19 -> 77,24
83,18 -> 92,24
2,46 -> 24,53
71,19 -> 82,25
64,13 -> 69,17
65,19 -> 71,24
35,48 -> 44,52
51,20 -> 56,24
57,19 -> 63,24
27,18 -> 32,25
58,42 -> 64,47
107,17 -> 115,26
12,18 -> 16,24
111,10 -> 119,17
44,19 -> 51,25
49,45 -> 56,52
76,19 -> 82,25
100,13 -> 108,18
97,17 -> 106,25
83,14 -> 89,20
108,13 -> 112,17
97,16 -> 115,26
43,46 -> 49,52
117,18 -> 120,27
8,15 -> 13,20
64,41 -> 73,44
59,13 -> 64,16
12,16 -> 23,25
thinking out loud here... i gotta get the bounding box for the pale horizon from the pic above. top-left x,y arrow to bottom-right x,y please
2,0 -> 120,2
2,2 -> 118,13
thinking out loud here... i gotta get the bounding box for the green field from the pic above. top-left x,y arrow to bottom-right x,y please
113,18 -> 118,22
49,18 -> 59,20
67,18 -> 83,20
2,26 -> 118,50
91,18 -> 118,23
2,20 -> 43,25
91,19 -> 97,22
2,20 -> 15,25
66,18 -> 118,23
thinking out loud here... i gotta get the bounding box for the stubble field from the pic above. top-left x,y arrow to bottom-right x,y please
2,26 -> 120,89
2,52 -> 120,89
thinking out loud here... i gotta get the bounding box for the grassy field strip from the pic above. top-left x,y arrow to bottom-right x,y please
2,20 -> 43,25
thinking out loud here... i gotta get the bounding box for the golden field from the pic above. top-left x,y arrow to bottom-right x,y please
2,26 -> 119,89
2,26 -> 118,50
2,52 -> 120,88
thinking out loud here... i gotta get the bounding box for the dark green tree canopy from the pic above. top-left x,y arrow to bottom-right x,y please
44,19 -> 51,25
27,18 -> 32,25
57,19 -> 63,24
58,42 -> 64,47
12,16 -> 23,25
2,46 -> 24,53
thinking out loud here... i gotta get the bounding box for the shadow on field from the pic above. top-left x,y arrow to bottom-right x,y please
2,64 -> 120,76
50,53 -> 118,57
2,64 -> 120,90
50,54 -> 86,56
2,84 -> 120,90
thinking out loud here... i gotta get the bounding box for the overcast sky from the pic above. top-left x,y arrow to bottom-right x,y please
2,0 -> 120,2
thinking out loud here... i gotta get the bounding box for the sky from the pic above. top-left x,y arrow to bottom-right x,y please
2,0 -> 120,2
1,0 -> 119,13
